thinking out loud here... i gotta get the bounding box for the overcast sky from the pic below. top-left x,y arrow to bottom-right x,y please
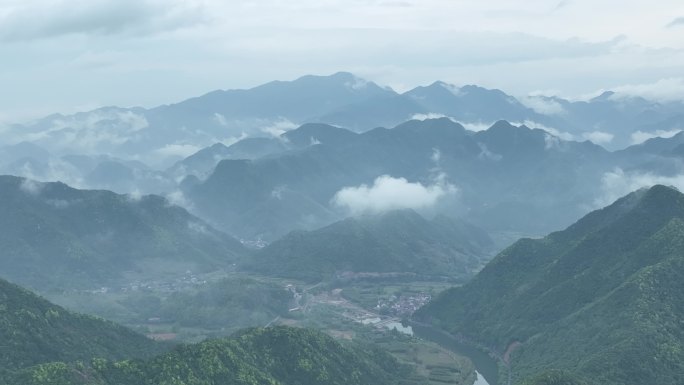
1,0 -> 684,123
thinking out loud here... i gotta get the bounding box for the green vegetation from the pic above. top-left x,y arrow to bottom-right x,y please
5,327 -> 425,385
246,209 -> 493,281
0,176 -> 246,290
519,370 -> 591,385
0,278 -> 163,373
46,275 -> 295,342
415,185 -> 684,385
124,277 -> 292,330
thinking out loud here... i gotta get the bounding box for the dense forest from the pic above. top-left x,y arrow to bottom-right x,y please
415,185 -> 684,384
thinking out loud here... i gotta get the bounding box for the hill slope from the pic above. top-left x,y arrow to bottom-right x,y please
246,209 -> 494,282
0,278 -> 162,373
7,326 -> 423,385
0,175 -> 246,290
414,185 -> 684,385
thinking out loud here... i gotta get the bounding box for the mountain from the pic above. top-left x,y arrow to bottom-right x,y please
0,277 -> 162,373
7,326 -> 423,385
317,93 -> 427,131
167,139 -> 291,180
2,73 -> 395,170
185,118 -> 613,242
245,209 -> 494,281
3,73 -> 684,195
414,185 -> 684,385
405,82 -> 543,123
0,175 -> 246,290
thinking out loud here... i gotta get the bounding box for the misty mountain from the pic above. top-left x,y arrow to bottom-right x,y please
0,176 -> 246,290
1,73 -> 394,170
184,118 -> 614,242
405,82 -> 544,123
0,277 -> 163,373
245,209 -> 495,282
415,185 -> 684,385
4,72 -> 682,179
167,139 -> 291,180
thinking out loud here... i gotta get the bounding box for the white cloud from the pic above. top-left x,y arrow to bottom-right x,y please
544,133 -> 561,150
188,221 -> 210,235
430,148 -> 441,163
126,189 -> 143,202
630,129 -> 682,145
477,143 -> 502,161
332,174 -> 457,215
519,95 -> 565,115
166,190 -> 192,209
581,131 -> 614,145
19,178 -> 44,195
410,113 -> 450,121
610,78 -> 684,103
520,121 -> 576,141
261,119 -> 298,137
596,168 -> 684,208
154,144 -> 201,158
213,113 -> 228,126
345,75 -> 369,90
460,121 -> 494,132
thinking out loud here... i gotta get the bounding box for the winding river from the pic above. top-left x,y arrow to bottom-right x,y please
409,322 -> 500,385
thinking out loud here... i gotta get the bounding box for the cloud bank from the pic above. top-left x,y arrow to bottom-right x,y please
596,168 -> 684,208
332,174 -> 456,215
630,129 -> 682,145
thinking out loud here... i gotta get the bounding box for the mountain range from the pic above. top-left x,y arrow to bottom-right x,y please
0,175 -> 246,290
2,72 -> 683,185
183,118 -> 614,242
414,185 -> 684,385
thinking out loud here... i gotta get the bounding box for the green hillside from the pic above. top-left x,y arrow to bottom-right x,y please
415,185 -> 684,385
7,326 -> 423,385
246,209 -> 494,281
0,176 -> 246,290
0,278 -> 163,374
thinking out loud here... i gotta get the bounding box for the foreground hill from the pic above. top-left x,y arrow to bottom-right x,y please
415,185 -> 684,385
246,209 -> 494,282
7,326 -> 423,385
0,176 -> 246,290
0,278 -> 162,373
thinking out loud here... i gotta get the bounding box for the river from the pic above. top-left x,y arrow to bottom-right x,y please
409,322 -> 500,385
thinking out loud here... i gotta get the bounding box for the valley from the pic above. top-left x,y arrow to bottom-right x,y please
3,65 -> 684,385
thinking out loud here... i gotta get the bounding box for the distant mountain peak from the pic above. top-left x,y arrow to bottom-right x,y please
591,90 -> 616,102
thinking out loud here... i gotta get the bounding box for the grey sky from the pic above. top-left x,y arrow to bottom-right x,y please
1,0 -> 684,123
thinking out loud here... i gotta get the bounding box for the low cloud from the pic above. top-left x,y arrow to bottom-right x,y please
582,131 -> 614,145
261,119 -> 298,137
165,190 -> 193,210
19,178 -> 44,195
520,121 -> 576,141
630,129 -> 682,145
411,113 -> 450,121
332,174 -> 457,215
610,78 -> 684,103
460,121 -> 494,132
519,96 -> 565,115
595,168 -> 684,208
154,144 -> 201,158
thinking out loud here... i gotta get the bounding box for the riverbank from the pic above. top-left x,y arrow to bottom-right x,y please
408,321 -> 502,385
